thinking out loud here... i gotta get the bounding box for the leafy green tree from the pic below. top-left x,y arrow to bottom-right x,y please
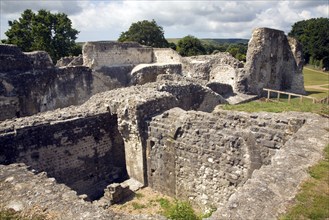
4,9 -> 80,62
289,18 -> 329,68
118,20 -> 169,48
226,43 -> 247,61
177,35 -> 206,56
168,42 -> 177,50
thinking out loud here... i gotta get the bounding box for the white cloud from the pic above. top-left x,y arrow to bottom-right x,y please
1,0 -> 328,42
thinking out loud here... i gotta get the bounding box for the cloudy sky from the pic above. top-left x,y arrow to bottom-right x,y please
0,0 -> 328,42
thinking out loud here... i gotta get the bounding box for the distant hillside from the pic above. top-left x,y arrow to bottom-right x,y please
167,38 -> 249,45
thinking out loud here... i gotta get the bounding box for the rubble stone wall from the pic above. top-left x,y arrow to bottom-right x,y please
0,113 -> 127,200
0,81 -> 226,187
147,108 -> 305,209
241,28 -> 305,95
130,63 -> 182,85
152,48 -> 182,63
0,97 -> 19,121
82,41 -> 153,69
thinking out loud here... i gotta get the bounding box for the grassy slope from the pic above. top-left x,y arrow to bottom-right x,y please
280,145 -> 329,220
304,67 -> 329,86
304,67 -> 328,99
222,67 -> 328,114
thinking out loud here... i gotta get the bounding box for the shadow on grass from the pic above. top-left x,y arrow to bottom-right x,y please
306,90 -> 327,96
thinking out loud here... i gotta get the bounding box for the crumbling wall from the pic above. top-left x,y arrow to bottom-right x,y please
130,63 -> 182,85
82,41 -> 153,69
0,96 -> 19,120
0,45 -> 99,119
147,108 -> 305,209
181,53 -> 244,92
0,81 -> 226,187
56,54 -> 83,67
152,48 -> 182,63
0,113 -> 127,200
24,51 -> 54,69
210,113 -> 328,220
0,44 -> 32,72
240,28 -> 305,95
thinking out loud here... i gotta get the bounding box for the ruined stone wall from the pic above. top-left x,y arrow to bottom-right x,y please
147,108 -> 305,209
181,53 -> 244,88
0,97 -> 19,121
24,51 -> 54,69
39,66 -> 94,113
0,113 -> 127,200
0,45 -> 102,119
241,28 -> 305,95
130,63 -> 182,85
0,81 -> 226,187
210,113 -> 328,220
83,42 -> 153,69
152,48 -> 182,63
0,67 -> 95,117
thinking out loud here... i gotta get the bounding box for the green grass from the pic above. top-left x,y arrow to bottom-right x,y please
159,199 -> 200,220
280,145 -> 329,220
135,192 -> 144,199
221,66 -> 329,114
304,67 -> 329,86
131,202 -> 146,210
0,209 -> 46,220
221,98 -> 328,115
303,66 -> 329,99
156,198 -> 216,220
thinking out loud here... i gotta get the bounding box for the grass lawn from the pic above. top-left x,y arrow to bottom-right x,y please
303,67 -> 328,99
279,145 -> 329,220
303,67 -> 329,86
221,66 -> 328,114
220,98 -> 328,115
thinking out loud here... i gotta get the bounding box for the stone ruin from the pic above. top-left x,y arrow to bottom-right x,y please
0,28 -> 327,219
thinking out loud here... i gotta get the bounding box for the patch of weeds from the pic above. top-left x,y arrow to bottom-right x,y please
157,197 -> 171,209
0,208 -> 48,220
134,192 -> 144,199
280,145 -> 329,220
0,209 -> 20,220
131,202 -> 146,210
148,200 -> 157,207
158,198 -> 200,220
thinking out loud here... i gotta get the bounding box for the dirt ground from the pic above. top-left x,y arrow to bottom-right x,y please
107,187 -> 175,216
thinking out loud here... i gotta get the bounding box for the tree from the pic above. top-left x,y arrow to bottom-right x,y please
177,35 -> 206,57
4,9 -> 80,62
226,43 -> 247,62
289,18 -> 329,68
118,20 -> 169,48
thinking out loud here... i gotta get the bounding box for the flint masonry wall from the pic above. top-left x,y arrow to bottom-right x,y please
241,28 -> 305,95
83,42 -> 153,69
0,80 -> 226,188
0,113 -> 127,200
152,48 -> 182,63
0,44 -> 97,119
147,108 -> 305,209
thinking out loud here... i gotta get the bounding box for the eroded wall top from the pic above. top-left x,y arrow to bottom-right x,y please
82,41 -> 153,69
